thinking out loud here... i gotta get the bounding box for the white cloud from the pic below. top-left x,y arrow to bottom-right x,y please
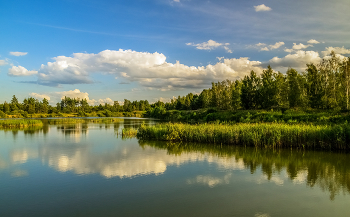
255,42 -> 284,51
284,48 -> 294,53
307,39 -> 320,44
29,93 -> 51,101
173,0 -> 180,2
8,66 -> 38,76
98,98 -> 114,106
254,4 -> 272,12
10,52 -> 28,56
269,50 -> 321,70
0,59 -> 7,66
187,40 -> 232,53
224,46 -> 233,53
32,89 -> 115,105
153,97 -> 172,103
270,42 -> 285,49
55,89 -> 96,105
321,46 -> 350,56
292,43 -> 313,50
29,49 -> 263,90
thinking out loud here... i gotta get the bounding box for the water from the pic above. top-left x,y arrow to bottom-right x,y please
0,118 -> 349,217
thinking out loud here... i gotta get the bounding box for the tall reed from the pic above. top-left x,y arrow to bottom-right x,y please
0,119 -> 43,128
120,128 -> 138,139
137,123 -> 350,150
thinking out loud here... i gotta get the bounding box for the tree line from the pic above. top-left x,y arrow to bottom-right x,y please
156,51 -> 350,112
0,95 -> 151,117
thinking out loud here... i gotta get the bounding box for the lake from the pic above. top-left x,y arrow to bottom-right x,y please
0,118 -> 349,217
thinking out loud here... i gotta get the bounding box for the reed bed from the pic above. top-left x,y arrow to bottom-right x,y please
0,119 -> 43,128
45,118 -> 123,124
121,128 -> 138,139
137,123 -> 350,150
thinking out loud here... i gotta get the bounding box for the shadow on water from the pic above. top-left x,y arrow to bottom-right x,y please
139,140 -> 350,200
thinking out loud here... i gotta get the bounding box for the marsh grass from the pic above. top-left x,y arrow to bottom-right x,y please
137,122 -> 350,150
120,128 -> 138,139
0,119 -> 43,128
45,118 -> 123,124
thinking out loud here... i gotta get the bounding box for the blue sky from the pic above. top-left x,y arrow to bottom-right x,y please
1,0 -> 350,105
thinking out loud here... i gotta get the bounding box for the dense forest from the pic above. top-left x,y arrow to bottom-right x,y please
1,51 -> 350,121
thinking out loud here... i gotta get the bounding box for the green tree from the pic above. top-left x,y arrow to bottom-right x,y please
42,98 -> 49,114
241,70 -> 261,109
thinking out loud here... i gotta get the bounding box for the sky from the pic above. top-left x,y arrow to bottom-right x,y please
1,0 -> 350,105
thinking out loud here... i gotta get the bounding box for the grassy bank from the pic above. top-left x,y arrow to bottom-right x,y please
148,108 -> 350,125
44,117 -> 124,124
0,119 -> 43,128
137,122 -> 350,150
4,111 -> 146,119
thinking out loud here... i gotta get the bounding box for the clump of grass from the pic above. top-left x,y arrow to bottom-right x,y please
137,122 -> 350,150
121,128 -> 138,139
45,118 -> 123,124
0,119 -> 43,128
89,118 -> 123,123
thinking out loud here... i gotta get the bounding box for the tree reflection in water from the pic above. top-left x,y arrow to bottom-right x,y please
139,140 -> 350,200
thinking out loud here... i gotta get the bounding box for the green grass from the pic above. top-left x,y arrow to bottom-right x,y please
121,128 -> 138,139
0,119 -> 43,128
44,118 -> 124,124
137,122 -> 350,150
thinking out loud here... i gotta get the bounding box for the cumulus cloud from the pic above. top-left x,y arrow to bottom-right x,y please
29,93 -> 51,101
257,42 -> 285,51
186,40 -> 232,53
254,4 -> 272,12
98,98 -> 114,105
31,89 -> 115,105
292,43 -> 313,50
10,52 -> 28,56
321,46 -> 350,56
284,48 -> 294,53
26,49 -> 262,90
152,97 -> 172,103
307,39 -> 320,44
269,50 -> 321,70
8,66 -> 38,76
54,89 -> 97,105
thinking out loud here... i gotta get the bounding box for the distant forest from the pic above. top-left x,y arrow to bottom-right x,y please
1,51 -> 350,118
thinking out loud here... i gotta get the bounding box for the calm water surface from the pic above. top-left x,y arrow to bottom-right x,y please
0,118 -> 349,217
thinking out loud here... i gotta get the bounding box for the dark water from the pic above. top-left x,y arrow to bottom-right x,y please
0,118 -> 349,217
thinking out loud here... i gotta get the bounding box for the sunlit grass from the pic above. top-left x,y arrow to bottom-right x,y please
45,118 -> 124,124
0,119 -> 43,128
137,122 -> 350,150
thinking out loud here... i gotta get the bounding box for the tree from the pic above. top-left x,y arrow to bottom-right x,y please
231,80 -> 242,110
42,98 -> 49,114
3,101 -> 10,113
241,70 -> 261,109
260,65 -> 277,109
123,99 -> 132,112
